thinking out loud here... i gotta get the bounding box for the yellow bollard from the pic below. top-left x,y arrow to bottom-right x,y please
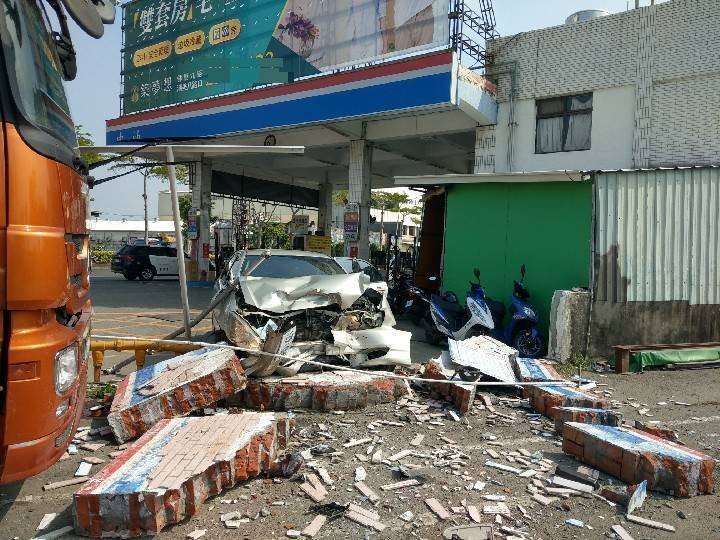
134,349 -> 147,370
90,338 -> 202,378
92,350 -> 105,383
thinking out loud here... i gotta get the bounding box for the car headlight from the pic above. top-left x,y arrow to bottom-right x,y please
55,343 -> 78,395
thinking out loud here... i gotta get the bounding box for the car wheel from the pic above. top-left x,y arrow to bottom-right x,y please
123,272 -> 136,281
139,266 -> 155,281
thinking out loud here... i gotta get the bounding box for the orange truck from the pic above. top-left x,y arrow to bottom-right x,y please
0,0 -> 112,482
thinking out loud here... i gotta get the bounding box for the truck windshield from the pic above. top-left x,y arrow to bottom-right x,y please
0,0 -> 76,146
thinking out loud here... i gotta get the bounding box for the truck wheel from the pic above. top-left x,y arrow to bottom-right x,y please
123,272 -> 136,281
139,266 -> 155,281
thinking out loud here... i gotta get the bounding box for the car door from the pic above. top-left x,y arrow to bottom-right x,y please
164,247 -> 180,275
148,247 -> 172,276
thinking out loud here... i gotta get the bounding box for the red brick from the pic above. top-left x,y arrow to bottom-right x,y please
422,357 -> 476,414
74,413 -> 295,537
233,370 -> 407,412
108,347 -> 247,443
528,385 -> 608,419
562,423 -> 714,497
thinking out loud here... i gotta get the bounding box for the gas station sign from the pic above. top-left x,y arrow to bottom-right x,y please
121,0 -> 449,114
343,203 -> 359,242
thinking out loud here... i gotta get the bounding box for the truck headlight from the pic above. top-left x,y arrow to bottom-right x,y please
55,344 -> 78,395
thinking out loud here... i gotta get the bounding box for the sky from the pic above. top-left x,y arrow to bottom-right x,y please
66,0 -> 660,220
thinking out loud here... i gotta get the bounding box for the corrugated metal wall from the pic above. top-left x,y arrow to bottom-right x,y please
595,167 -> 720,305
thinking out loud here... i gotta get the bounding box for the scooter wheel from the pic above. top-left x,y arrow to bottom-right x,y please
513,330 -> 543,358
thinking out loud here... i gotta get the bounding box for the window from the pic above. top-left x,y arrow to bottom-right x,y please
0,0 -> 76,146
535,93 -> 593,154
242,255 -> 346,278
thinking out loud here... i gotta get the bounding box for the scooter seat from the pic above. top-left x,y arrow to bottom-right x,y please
434,296 -> 465,314
486,297 -> 506,319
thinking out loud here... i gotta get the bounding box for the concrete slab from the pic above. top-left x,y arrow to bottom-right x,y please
528,384 -> 608,419
423,354 -> 476,414
514,358 -> 563,398
233,370 -> 407,412
554,406 -> 623,432
74,413 -> 293,537
562,422 -> 714,497
108,347 -> 246,443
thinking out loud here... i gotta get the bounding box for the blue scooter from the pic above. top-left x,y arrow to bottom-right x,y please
425,265 -> 544,358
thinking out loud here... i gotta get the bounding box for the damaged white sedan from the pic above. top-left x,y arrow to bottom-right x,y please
212,250 -> 411,377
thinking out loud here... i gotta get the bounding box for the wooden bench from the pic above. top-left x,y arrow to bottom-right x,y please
613,342 -> 720,373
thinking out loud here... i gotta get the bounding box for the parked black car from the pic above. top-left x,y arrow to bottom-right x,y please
111,245 -> 188,281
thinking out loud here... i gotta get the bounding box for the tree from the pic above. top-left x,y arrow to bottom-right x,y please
75,125 -> 108,166
178,194 -> 192,235
333,189 -> 409,211
110,156 -> 190,244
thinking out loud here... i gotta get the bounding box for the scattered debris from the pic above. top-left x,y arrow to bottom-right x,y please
186,530 -> 206,540
36,513 -> 57,531
300,473 -> 328,503
565,518 -> 584,528
627,480 -> 647,514
33,525 -> 74,540
442,524 -> 493,539
425,498 -> 451,520
75,462 -> 92,477
381,479 -> 421,491
610,524 -> 635,540
625,513 -> 676,532
301,515 -> 326,538
43,477 -> 88,491
354,481 -> 380,504
344,503 -> 386,531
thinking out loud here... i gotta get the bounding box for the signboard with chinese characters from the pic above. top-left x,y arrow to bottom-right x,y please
343,203 -> 359,241
122,0 -> 449,114
305,235 -> 331,256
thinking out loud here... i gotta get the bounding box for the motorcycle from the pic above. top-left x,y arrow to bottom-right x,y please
424,271 -> 494,345
425,265 -> 544,358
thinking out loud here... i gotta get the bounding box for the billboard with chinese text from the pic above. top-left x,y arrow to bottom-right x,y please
122,0 -> 450,114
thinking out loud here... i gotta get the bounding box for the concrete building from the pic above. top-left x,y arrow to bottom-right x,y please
477,0 -> 720,174
400,0 -> 720,359
88,218 -> 176,250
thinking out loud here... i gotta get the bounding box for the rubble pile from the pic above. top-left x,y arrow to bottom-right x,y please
28,266 -> 717,540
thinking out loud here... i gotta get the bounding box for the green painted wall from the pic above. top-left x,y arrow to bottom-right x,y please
442,181 -> 593,336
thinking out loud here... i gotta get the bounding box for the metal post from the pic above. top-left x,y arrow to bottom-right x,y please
143,170 -> 149,246
166,146 -> 192,339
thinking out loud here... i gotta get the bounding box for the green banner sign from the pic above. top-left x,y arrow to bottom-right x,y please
122,0 -> 449,115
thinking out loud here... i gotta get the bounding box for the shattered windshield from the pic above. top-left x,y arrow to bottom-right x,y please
242,255 -> 345,278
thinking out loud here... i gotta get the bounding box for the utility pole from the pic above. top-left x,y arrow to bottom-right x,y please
143,169 -> 149,245
379,202 -> 385,250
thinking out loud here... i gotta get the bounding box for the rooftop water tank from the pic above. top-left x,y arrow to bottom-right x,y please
565,9 -> 610,24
